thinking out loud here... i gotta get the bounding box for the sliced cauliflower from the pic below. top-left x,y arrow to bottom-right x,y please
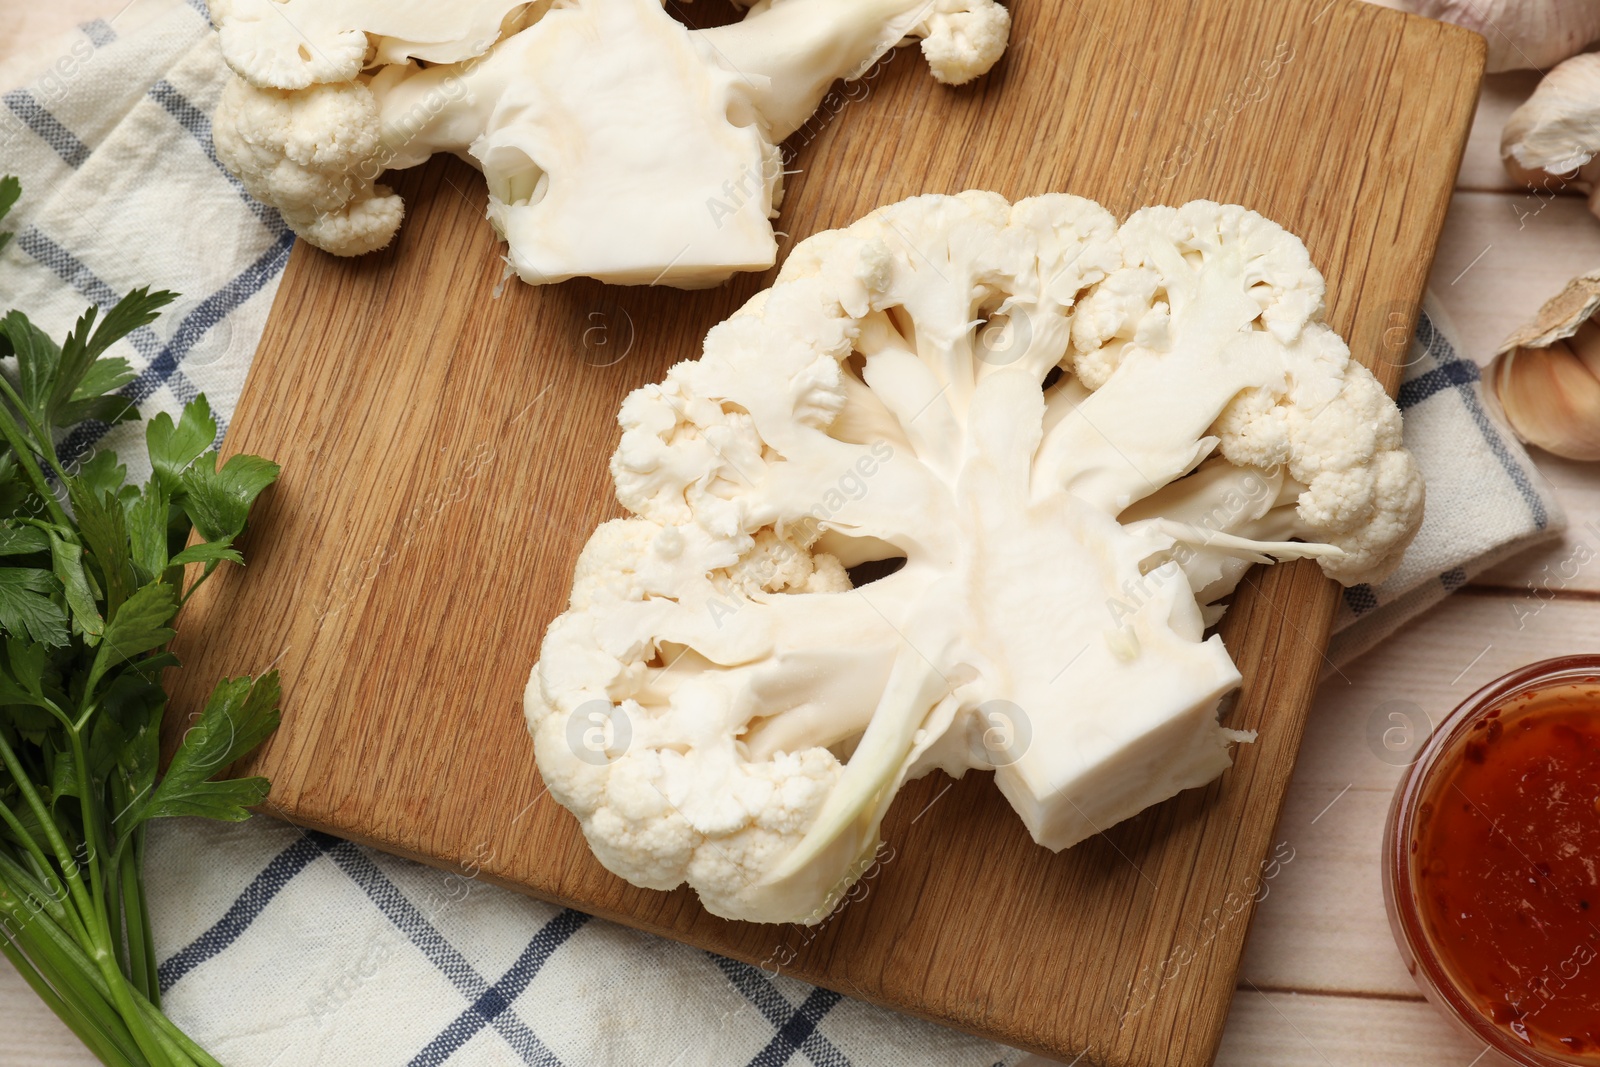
210,0 -> 533,89
527,192 -> 1424,925
206,0 -> 1011,286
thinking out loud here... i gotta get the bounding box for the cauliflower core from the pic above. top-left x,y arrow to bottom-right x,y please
207,0 -> 1010,285
528,193 -> 1424,925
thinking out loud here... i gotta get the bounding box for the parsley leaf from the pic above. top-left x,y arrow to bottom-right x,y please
125,672 -> 280,826
125,481 -> 170,581
147,394 -> 217,492
0,525 -> 49,556
168,540 -> 243,568
181,453 -> 281,543
47,531 -> 103,643
0,567 -> 69,646
88,581 -> 178,690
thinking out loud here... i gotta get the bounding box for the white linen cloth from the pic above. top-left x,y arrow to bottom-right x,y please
0,3 -> 1563,1065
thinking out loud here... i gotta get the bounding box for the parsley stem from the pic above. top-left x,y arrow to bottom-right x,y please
0,402 -> 69,528
7,675 -> 82,736
68,734 -> 174,1067
6,867 -> 218,1066
0,917 -> 140,1067
74,696 -> 100,734
91,924 -> 173,1066
138,997 -> 225,1067
176,561 -> 218,609
0,372 -> 71,484
0,889 -> 144,1065
106,842 -> 128,978
0,725 -> 169,1064
0,729 -> 96,935
0,799 -> 88,944
67,723 -> 109,936
133,828 -> 159,1007
121,834 -> 152,1001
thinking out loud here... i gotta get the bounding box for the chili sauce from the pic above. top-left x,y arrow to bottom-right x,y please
1412,683 -> 1600,1059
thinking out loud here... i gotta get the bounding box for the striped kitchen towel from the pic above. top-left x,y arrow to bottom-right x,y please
0,2 -> 1562,1066
141,817 -> 1036,1067
0,0 -> 290,487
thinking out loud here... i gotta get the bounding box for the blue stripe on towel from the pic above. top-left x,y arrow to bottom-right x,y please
1342,583 -> 1378,617
406,911 -> 588,1067
148,79 -> 287,235
158,831 -> 340,991
2,90 -> 90,167
80,19 -> 118,48
327,846 -> 582,1066
712,955 -> 851,1067
1396,351 -> 1479,410
747,987 -> 848,1067
1412,314 -> 1548,531
16,225 -> 294,460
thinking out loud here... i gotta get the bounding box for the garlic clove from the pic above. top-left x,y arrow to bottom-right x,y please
1491,330 -> 1600,460
1496,269 -> 1600,354
1490,272 -> 1600,461
1406,0 -> 1600,74
1503,53 -> 1600,183
1571,310 -> 1600,376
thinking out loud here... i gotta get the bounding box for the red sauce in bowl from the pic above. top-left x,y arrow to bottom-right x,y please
1387,659 -> 1600,1066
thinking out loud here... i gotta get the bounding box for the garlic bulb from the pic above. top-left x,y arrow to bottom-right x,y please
1502,52 -> 1600,209
1490,270 -> 1600,460
1404,0 -> 1600,73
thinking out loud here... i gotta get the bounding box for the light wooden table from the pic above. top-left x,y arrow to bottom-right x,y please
2,9 -> 1595,1067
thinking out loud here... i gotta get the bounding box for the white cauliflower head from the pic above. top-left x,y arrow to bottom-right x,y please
528,192 -> 1424,925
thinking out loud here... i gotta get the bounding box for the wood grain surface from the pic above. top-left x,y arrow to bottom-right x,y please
159,2 -> 1484,1064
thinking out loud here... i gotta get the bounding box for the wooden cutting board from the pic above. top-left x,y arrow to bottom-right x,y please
164,1 -> 1483,1063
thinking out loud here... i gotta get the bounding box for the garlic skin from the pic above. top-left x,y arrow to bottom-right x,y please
1491,271 -> 1600,461
1502,52 -> 1600,209
1402,0 -> 1600,73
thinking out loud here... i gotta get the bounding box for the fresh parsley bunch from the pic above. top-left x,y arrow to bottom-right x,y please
0,176 -> 281,1067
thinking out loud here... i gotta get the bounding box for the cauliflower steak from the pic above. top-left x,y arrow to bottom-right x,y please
528,193 -> 1424,925
207,0 -> 1011,285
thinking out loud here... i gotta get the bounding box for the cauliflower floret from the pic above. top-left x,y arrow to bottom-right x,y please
1068,268 -> 1160,389
1209,297 -> 1421,586
1100,203 -> 1422,598
906,0 -> 1013,85
722,529 -> 850,596
212,77 -> 402,256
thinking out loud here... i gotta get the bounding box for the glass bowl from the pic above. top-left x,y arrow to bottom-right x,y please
1383,655 -> 1600,1067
